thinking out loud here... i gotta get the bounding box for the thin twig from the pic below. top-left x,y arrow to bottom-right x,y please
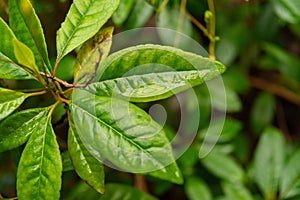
134,174 -> 148,193
185,11 -> 211,40
40,72 -> 74,88
207,0 -> 216,60
250,76 -> 300,106
27,90 -> 48,97
174,0 -> 187,47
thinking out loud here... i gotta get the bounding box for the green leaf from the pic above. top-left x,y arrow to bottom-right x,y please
86,44 -> 225,102
0,87 -> 28,121
252,127 -> 285,199
74,27 -> 114,84
99,183 -> 158,200
272,0 -> 300,23
112,0 -> 135,26
185,177 -> 212,200
280,150 -> 300,198
0,52 -> 31,80
56,0 -> 120,61
0,108 -> 49,153
201,150 -> 244,183
68,122 -> 105,194
125,0 -> 153,29
250,92 -> 275,133
17,115 -> 62,200
70,90 -> 182,184
8,0 -> 52,73
222,182 -> 254,200
13,39 -> 43,82
61,151 -> 74,172
0,18 -> 17,61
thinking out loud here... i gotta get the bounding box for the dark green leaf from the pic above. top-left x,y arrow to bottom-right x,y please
252,127 -> 285,198
280,150 -> 300,198
17,115 -> 62,200
74,27 -> 114,84
56,0 -> 120,61
61,151 -> 74,172
0,107 -> 49,152
86,44 -> 225,102
185,177 -> 212,200
201,150 -> 244,183
71,90 -> 183,184
0,52 -> 31,80
0,87 -> 28,121
99,183 -> 158,200
112,0 -> 135,26
222,182 -> 254,200
251,92 -> 275,133
68,122 -> 105,194
125,0 -> 153,29
8,0 -> 52,73
0,18 -> 17,61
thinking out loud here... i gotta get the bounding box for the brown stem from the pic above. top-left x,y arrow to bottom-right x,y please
134,174 -> 148,193
40,72 -> 74,88
250,76 -> 300,106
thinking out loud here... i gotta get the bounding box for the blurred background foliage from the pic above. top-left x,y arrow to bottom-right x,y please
1,0 -> 300,199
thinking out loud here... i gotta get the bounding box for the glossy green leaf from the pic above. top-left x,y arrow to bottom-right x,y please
280,150 -> 300,198
74,27 -> 114,84
222,182 -> 254,200
272,0 -> 300,23
86,44 -> 225,102
0,52 -> 31,80
125,0 -> 153,29
56,0 -> 120,61
112,0 -> 135,26
70,90 -> 183,184
251,92 -> 275,133
13,39 -> 42,82
99,183 -> 157,200
8,0 -> 51,73
201,150 -> 244,183
0,18 -> 17,61
252,127 -> 285,199
0,87 -> 28,121
0,108 -> 49,153
68,122 -> 105,194
17,115 -> 62,200
185,177 -> 212,200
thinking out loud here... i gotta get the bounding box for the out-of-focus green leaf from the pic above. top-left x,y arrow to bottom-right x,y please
54,56 -> 75,81
185,177 -> 212,200
222,182 -> 254,200
74,27 -> 114,84
99,183 -> 158,200
0,87 -> 29,121
0,108 -> 49,152
223,69 -> 250,94
8,0 -> 52,73
201,150 -> 244,183
252,127 -> 285,199
199,117 -> 242,143
17,115 -> 62,200
125,0 -> 153,29
71,90 -> 183,184
280,150 -> 300,198
250,92 -> 275,134
156,5 -> 193,49
0,52 -> 31,80
112,0 -> 135,26
61,151 -> 74,172
56,0 -> 119,61
68,122 -> 105,194
272,0 -> 300,23
86,44 -> 225,102
262,43 -> 300,82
